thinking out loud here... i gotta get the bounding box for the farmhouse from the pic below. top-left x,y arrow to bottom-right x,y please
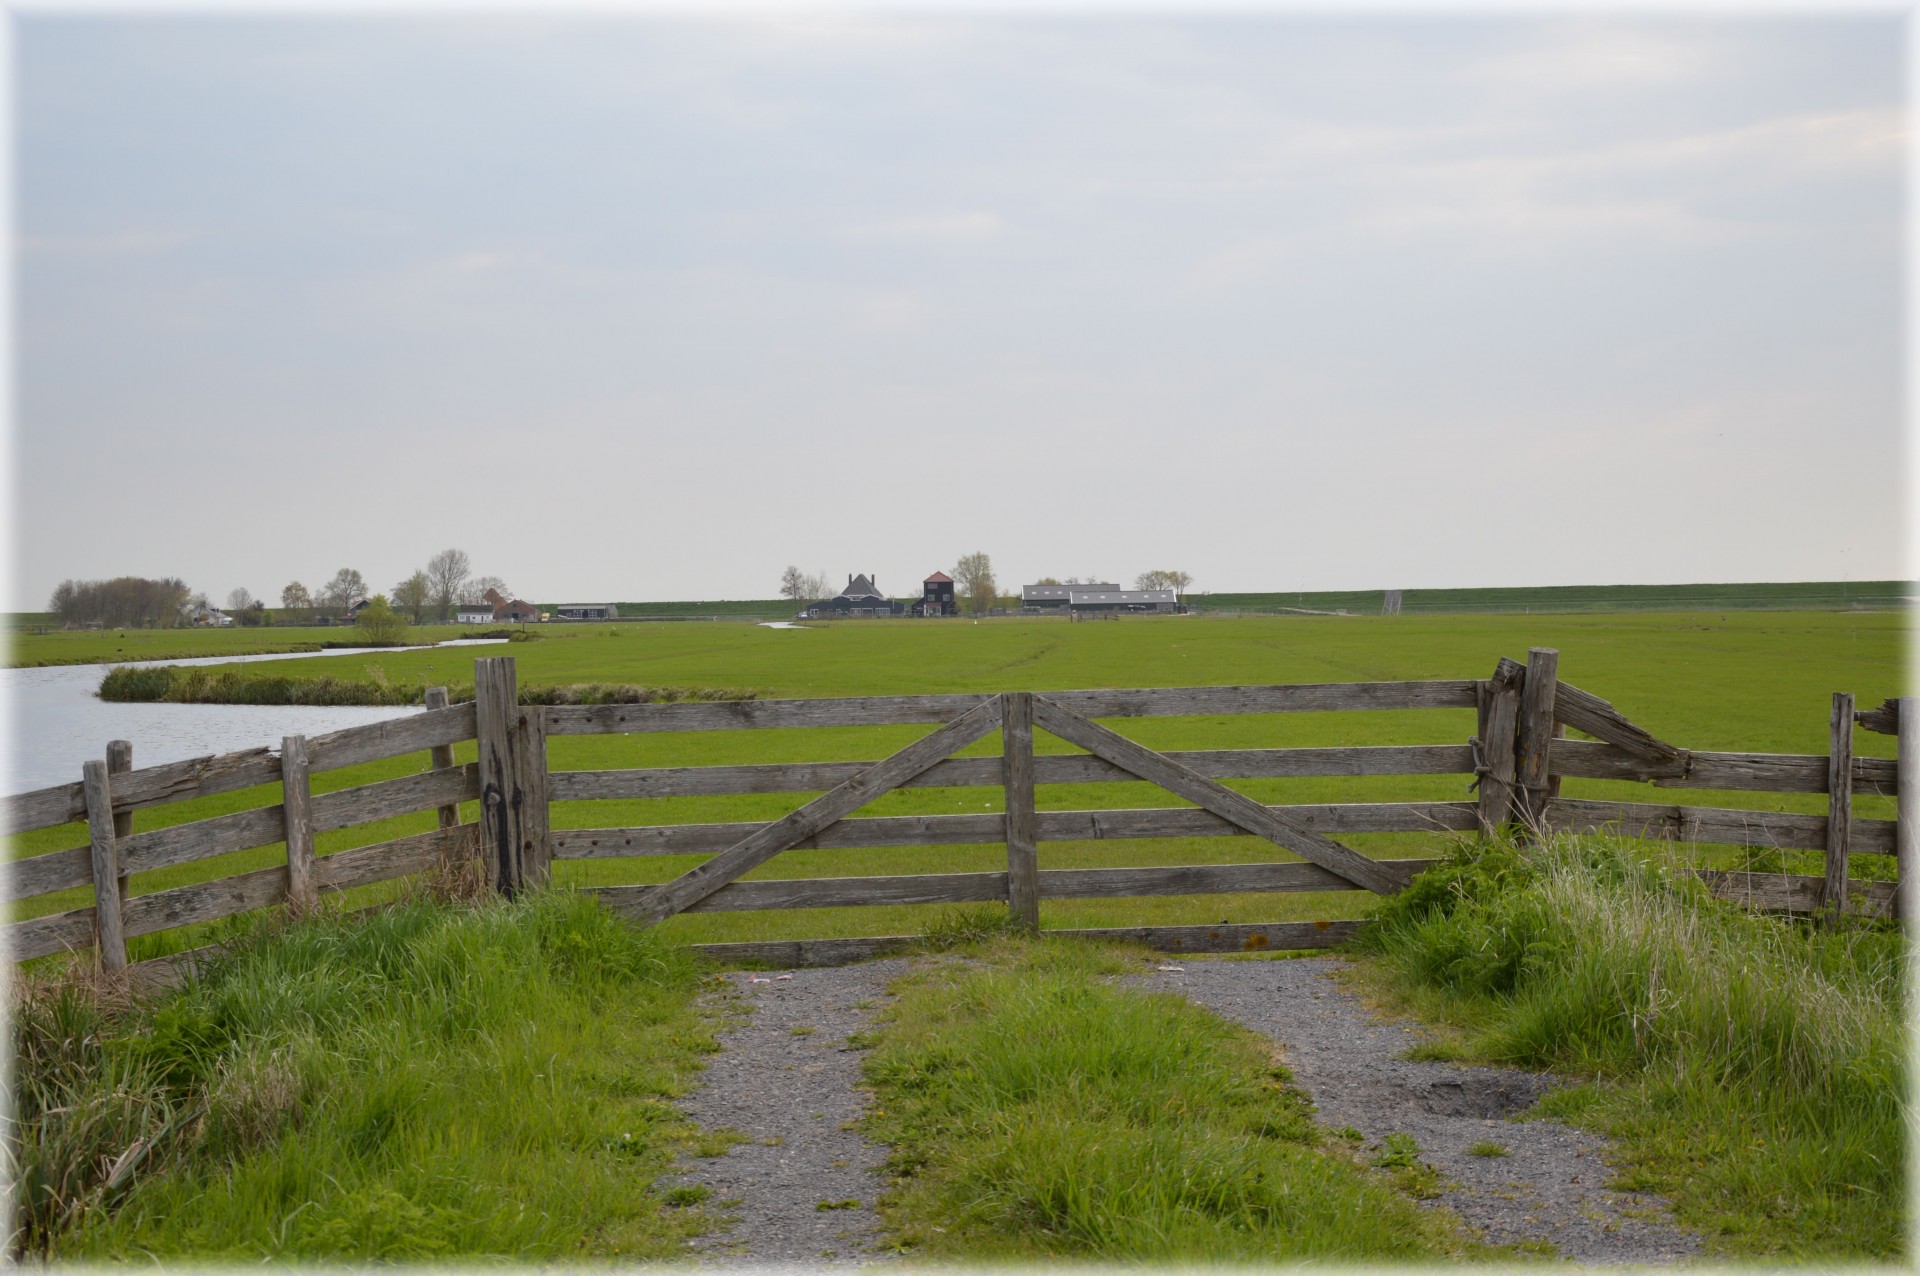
554,604 -> 618,621
804,574 -> 903,619
494,598 -> 540,623
911,572 -> 958,617
456,604 -> 494,624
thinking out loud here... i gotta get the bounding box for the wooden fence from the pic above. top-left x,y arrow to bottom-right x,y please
5,649 -> 1913,974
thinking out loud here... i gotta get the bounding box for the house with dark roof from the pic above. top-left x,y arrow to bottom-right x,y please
1021,583 -> 1183,615
912,572 -> 957,617
802,573 -> 904,619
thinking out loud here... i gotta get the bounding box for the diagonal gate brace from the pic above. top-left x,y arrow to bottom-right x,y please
632,696 -> 1006,924
1030,694 -> 1402,895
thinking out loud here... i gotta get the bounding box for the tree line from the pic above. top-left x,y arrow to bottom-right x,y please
46,548 -> 513,629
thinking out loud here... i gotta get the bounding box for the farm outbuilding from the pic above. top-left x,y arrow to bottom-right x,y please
555,604 -> 618,621
1021,583 -> 1120,612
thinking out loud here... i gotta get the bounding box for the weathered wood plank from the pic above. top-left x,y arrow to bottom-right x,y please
1552,679 -> 1690,772
1515,648 -> 1559,831
7,844 -> 93,902
1039,858 -> 1435,898
424,686 -> 461,832
1693,869 -> 1896,918
8,906 -> 99,962
1549,740 -> 1896,795
1544,797 -> 1895,854
2,782 -> 87,836
119,824 -> 475,940
1856,697 -> 1900,736
542,682 -> 1477,738
476,658 -> 546,897
281,736 -> 316,910
1003,692 -> 1039,929
1046,683 -> 1479,717
1898,697 -> 1915,932
547,744 -> 1478,801
597,871 -> 1010,917
683,920 -> 1371,968
1031,696 -> 1402,895
310,764 -> 480,833
4,702 -> 479,832
631,697 -> 1006,924
1476,657 -> 1523,833
83,761 -> 125,970
312,825 -> 472,893
107,741 -> 133,906
116,805 -> 287,880
551,801 -> 1482,859
1825,692 -> 1854,919
545,694 -> 995,735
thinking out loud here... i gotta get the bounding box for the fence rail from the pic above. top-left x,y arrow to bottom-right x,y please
5,650 -> 1912,974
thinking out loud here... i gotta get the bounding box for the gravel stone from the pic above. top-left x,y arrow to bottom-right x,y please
665,960 -> 914,1268
1142,955 -> 1702,1265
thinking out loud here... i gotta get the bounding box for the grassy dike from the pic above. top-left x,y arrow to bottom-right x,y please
857,933 -> 1497,1262
1346,834 -> 1909,1260
9,890 -> 732,1262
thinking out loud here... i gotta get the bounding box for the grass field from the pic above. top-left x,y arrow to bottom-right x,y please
6,610 -> 1905,958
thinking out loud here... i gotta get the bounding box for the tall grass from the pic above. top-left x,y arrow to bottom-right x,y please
8,891 -> 720,1261
1352,834 -> 1909,1259
859,938 -> 1488,1262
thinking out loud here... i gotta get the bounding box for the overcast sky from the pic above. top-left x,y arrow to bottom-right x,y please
7,8 -> 1907,608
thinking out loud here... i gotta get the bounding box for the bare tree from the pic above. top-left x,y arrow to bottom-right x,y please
280,581 -> 313,625
426,548 -> 471,622
393,570 -> 432,624
226,587 -> 256,613
952,552 -> 996,616
780,565 -> 807,604
1134,570 -> 1193,599
319,568 -> 367,616
461,575 -> 512,605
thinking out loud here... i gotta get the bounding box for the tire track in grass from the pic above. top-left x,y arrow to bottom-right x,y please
1147,955 -> 1700,1265
665,959 -> 914,1268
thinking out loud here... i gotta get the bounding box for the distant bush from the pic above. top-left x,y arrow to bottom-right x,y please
98,668 -> 758,708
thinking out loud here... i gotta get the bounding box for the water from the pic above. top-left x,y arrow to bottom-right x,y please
4,641 -> 507,795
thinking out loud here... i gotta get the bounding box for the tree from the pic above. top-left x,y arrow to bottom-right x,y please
319,568 -> 367,616
780,565 -> 807,604
952,552 -> 996,616
49,576 -> 190,628
353,595 -> 409,646
393,570 -> 432,624
280,581 -> 313,625
461,575 -> 511,605
426,548 -> 471,622
226,587 -> 255,613
1135,570 -> 1193,599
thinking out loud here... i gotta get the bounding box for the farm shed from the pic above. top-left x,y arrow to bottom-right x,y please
494,599 -> 540,623
555,604 -> 618,621
1067,588 -> 1182,614
456,604 -> 494,624
1022,583 -> 1119,612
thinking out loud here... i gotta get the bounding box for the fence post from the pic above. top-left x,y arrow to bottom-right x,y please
1897,697 -> 1915,935
281,735 -> 317,911
474,657 -> 550,897
1824,691 -> 1854,923
106,740 -> 133,908
1476,659 -> 1523,835
424,686 -> 461,834
1514,647 -> 1560,835
1002,692 -> 1039,930
82,760 -> 127,970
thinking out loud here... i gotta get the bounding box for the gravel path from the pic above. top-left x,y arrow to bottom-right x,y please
665,960 -> 914,1268
1142,955 -> 1701,1265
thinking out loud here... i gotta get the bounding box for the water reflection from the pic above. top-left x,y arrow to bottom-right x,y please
4,641 -> 507,795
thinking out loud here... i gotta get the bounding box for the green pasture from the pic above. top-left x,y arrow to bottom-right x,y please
7,611 -> 1908,960
6,624 -> 485,668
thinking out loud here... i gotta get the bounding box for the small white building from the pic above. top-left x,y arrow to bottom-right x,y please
456,604 -> 495,624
